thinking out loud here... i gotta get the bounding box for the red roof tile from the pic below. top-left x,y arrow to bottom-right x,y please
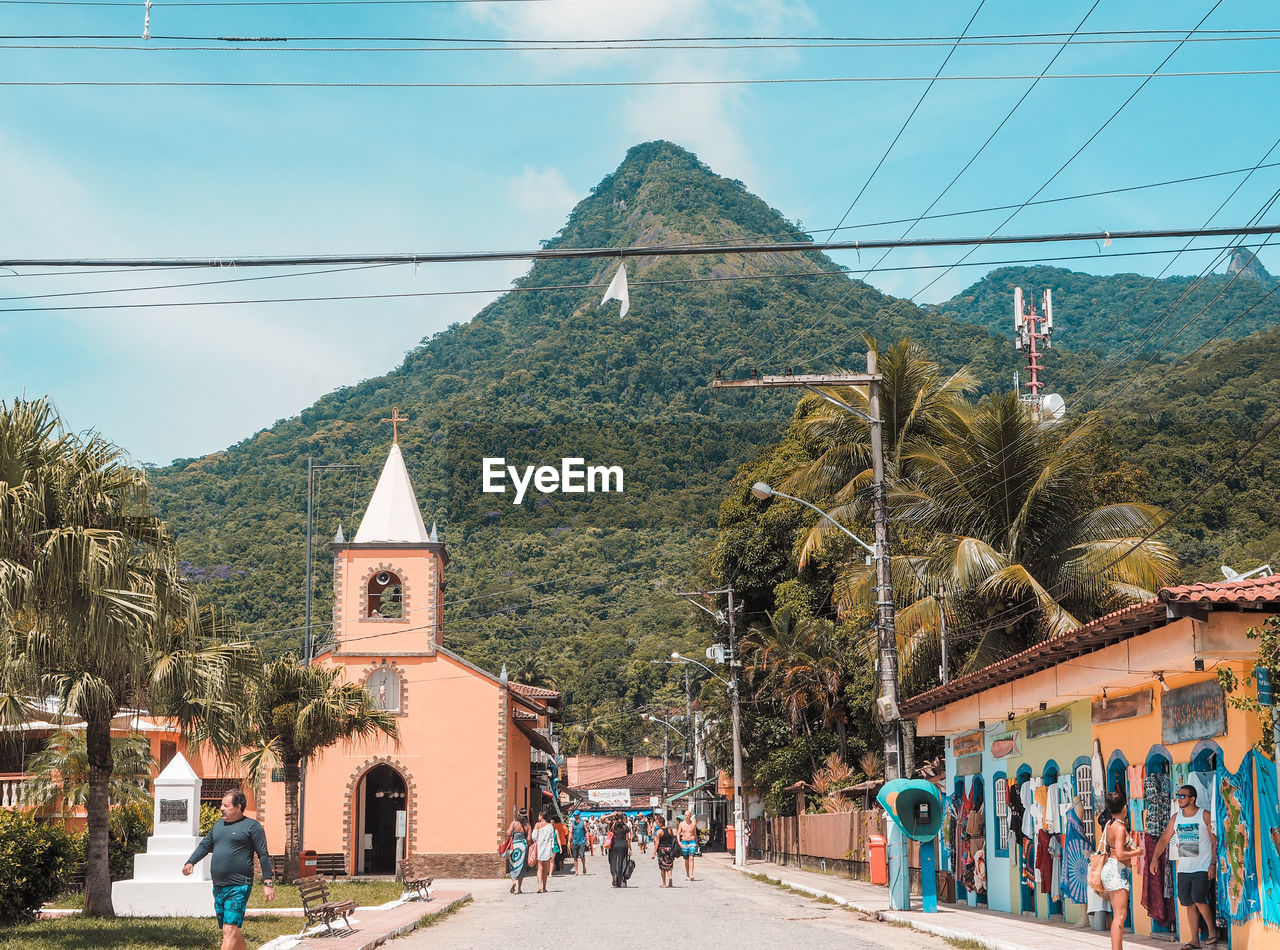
1159,573 -> 1280,604
509,682 -> 562,703
574,765 -> 687,795
902,575 -> 1280,718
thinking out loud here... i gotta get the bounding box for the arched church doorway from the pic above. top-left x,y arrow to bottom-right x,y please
356,764 -> 407,874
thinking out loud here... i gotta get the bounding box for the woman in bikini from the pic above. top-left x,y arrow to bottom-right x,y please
1100,790 -> 1145,950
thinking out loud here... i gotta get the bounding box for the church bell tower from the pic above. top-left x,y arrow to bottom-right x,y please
330,410 -> 447,656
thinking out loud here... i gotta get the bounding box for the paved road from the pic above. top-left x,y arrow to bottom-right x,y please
400,854 -> 948,950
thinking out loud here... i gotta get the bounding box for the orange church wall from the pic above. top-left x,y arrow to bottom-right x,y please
264,649 -> 510,868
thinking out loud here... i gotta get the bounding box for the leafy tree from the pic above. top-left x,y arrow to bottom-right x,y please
24,731 -> 152,814
239,658 -> 398,881
0,397 -> 258,916
847,391 -> 1180,675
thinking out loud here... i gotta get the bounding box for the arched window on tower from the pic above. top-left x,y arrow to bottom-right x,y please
367,571 -> 403,619
367,668 -> 401,712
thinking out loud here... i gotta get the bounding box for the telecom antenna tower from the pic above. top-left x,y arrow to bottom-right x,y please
1012,286 -> 1063,422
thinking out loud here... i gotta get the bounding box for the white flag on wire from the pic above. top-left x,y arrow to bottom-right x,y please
600,262 -> 630,317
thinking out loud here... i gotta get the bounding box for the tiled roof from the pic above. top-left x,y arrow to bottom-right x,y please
509,682 -> 562,705
901,575 -> 1280,717
575,765 -> 688,795
1159,573 -> 1280,604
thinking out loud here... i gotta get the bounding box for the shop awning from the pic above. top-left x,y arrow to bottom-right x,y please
514,719 -> 556,756
666,776 -> 716,803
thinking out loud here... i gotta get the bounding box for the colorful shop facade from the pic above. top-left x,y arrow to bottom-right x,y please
903,575 -> 1280,949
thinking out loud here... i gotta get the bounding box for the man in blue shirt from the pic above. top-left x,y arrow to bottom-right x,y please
570,812 -> 589,875
183,789 -> 275,950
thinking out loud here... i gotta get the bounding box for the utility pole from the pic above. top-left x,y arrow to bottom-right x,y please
726,587 -> 746,868
675,588 -> 746,867
300,457 -> 358,859
713,355 -> 911,907
938,584 -> 950,685
684,665 -> 694,790
712,356 -> 905,779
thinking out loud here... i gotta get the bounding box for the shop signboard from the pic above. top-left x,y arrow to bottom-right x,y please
1026,709 -> 1071,740
1092,688 -> 1153,725
990,732 -> 1020,758
1161,679 -> 1227,746
587,788 -> 631,807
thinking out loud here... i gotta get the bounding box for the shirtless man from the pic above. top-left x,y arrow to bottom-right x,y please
677,811 -> 699,881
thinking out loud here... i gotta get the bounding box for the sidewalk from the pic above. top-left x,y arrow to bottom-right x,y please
711,854 -> 1174,950
259,888 -> 471,950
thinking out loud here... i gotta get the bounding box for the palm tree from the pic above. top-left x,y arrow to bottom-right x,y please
0,397 -> 258,916
239,658 -> 398,881
782,337 -> 976,567
25,730 -> 153,814
742,610 -> 852,767
836,391 -> 1179,676
511,655 -> 556,691
564,720 -> 610,755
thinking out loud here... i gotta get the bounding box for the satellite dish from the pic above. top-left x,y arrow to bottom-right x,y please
1042,393 -> 1066,420
1222,565 -> 1242,580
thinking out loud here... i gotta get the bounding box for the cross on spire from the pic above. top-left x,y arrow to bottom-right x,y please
381,407 -> 409,444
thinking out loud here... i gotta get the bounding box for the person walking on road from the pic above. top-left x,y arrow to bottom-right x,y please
553,815 -> 570,873
653,815 -> 679,888
570,813 -> 589,875
1154,785 -> 1220,949
181,790 -> 274,950
1100,790 -> 1145,950
678,811 -> 699,881
532,810 -> 557,894
505,808 -> 531,894
608,812 -> 632,887
636,815 -> 649,854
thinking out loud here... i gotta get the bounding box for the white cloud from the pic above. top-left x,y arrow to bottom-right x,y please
622,81 -> 757,187
507,166 -> 580,217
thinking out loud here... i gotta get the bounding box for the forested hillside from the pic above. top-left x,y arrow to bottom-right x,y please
147,141 -> 1276,746
148,141 -> 1037,743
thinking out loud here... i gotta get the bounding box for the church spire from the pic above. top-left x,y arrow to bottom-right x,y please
353,442 -> 431,544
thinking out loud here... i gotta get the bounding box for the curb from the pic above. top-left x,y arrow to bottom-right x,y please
727,863 -> 1033,950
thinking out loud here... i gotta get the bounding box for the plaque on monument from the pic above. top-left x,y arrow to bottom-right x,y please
160,799 -> 189,823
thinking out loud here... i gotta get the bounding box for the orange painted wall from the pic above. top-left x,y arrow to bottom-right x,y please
266,650 -> 506,863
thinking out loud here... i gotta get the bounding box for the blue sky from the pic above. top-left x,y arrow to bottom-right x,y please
1,0 -> 1277,463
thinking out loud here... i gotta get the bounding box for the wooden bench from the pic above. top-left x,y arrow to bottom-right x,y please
399,857 -> 433,901
297,874 -> 357,935
271,853 -> 348,880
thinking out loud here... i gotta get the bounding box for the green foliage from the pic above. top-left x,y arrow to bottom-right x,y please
106,801 -> 153,882
25,732 -> 153,813
0,810 -> 79,922
199,803 -> 220,837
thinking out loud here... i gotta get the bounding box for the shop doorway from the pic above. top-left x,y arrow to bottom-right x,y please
357,764 -> 407,875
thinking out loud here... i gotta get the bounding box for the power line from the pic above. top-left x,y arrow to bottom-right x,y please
0,242 -> 1256,313
4,223 -> 1277,271
8,35 -> 1280,51
1,69 -> 1276,89
770,0 -> 1103,372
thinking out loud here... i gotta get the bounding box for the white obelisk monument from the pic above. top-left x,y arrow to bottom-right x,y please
113,753 -> 214,916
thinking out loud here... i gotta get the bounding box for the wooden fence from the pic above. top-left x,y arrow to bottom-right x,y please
750,809 -> 923,885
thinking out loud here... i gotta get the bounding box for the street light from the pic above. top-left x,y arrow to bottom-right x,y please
750,482 -> 875,557
642,713 -> 685,816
